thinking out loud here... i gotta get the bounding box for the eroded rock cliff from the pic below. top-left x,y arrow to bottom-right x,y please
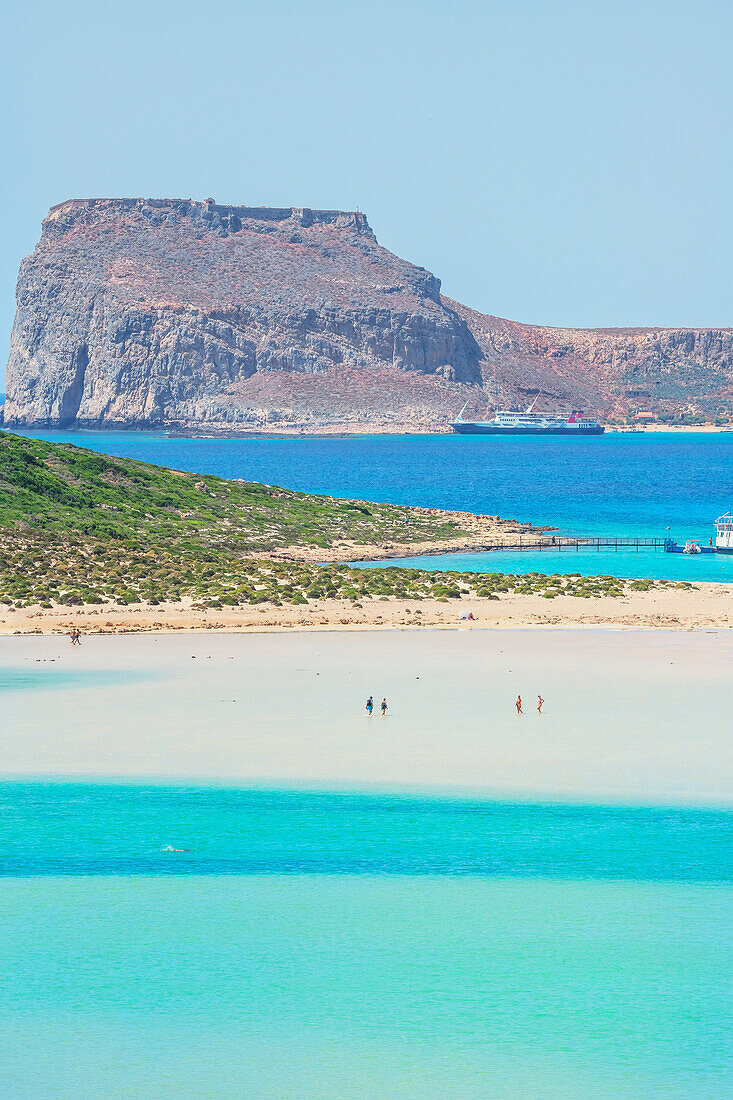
4,197 -> 732,428
4,198 -> 481,428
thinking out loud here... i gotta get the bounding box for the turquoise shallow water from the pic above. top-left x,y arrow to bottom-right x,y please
0,785 -> 731,1098
1,876 -> 731,1099
1,783 -> 730,878
9,428 -> 733,581
356,545 -> 733,582
0,666 -> 155,695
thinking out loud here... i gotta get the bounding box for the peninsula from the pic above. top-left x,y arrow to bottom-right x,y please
2,430 -> 728,635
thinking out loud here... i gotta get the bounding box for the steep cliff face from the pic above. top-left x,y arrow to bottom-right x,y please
4,197 -> 732,428
4,198 -> 481,427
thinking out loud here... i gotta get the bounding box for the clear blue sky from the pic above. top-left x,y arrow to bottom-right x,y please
2,0 -> 732,388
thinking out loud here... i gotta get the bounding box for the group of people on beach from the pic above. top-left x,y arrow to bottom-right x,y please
365,696 -> 388,716
68,628 -> 82,646
366,693 -> 541,717
516,694 -> 543,715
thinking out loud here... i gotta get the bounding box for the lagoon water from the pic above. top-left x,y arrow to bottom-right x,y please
1,784 -> 731,1099
12,427 -> 733,581
3,783 -> 731,878
1,633 -> 732,1095
357,543 -> 733,583
3,430 -> 732,1094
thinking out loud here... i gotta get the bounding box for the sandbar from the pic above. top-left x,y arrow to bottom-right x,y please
2,628 -> 731,806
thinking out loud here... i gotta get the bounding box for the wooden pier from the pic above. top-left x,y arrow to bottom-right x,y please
480,536 -> 669,553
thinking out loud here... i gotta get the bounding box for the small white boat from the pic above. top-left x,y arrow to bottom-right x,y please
683,540 -> 701,555
715,511 -> 733,553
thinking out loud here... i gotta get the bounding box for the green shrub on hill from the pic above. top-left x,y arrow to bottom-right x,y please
0,431 -> 672,611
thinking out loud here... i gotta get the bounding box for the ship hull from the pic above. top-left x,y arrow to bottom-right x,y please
450,422 -> 605,436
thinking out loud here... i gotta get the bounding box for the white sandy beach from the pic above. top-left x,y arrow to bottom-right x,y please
1,582 -> 732,636
2,629 -> 731,806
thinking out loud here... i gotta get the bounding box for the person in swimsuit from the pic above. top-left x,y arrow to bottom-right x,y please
381,698 -> 388,716
515,695 -> 522,715
366,696 -> 374,715
537,694 -> 544,714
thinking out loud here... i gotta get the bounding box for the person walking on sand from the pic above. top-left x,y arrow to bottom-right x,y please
515,694 -> 522,715
366,696 -> 374,715
381,698 -> 388,716
537,694 -> 544,714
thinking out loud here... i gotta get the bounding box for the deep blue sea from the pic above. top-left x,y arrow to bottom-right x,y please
9,427 -> 733,581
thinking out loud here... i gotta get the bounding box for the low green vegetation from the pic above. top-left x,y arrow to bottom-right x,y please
0,432 -> 687,610
0,431 -> 461,549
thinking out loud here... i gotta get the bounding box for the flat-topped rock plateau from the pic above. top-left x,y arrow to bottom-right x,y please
3,197 -> 732,429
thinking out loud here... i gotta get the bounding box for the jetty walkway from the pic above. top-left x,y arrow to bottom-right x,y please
480,536 -> 669,553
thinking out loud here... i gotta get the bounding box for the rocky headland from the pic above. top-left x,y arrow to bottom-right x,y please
3,197 -> 732,429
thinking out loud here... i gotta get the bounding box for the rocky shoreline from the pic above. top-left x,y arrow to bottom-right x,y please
3,409 -> 731,436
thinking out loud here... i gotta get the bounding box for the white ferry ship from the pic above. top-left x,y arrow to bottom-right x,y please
715,511 -> 733,553
450,398 -> 604,436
